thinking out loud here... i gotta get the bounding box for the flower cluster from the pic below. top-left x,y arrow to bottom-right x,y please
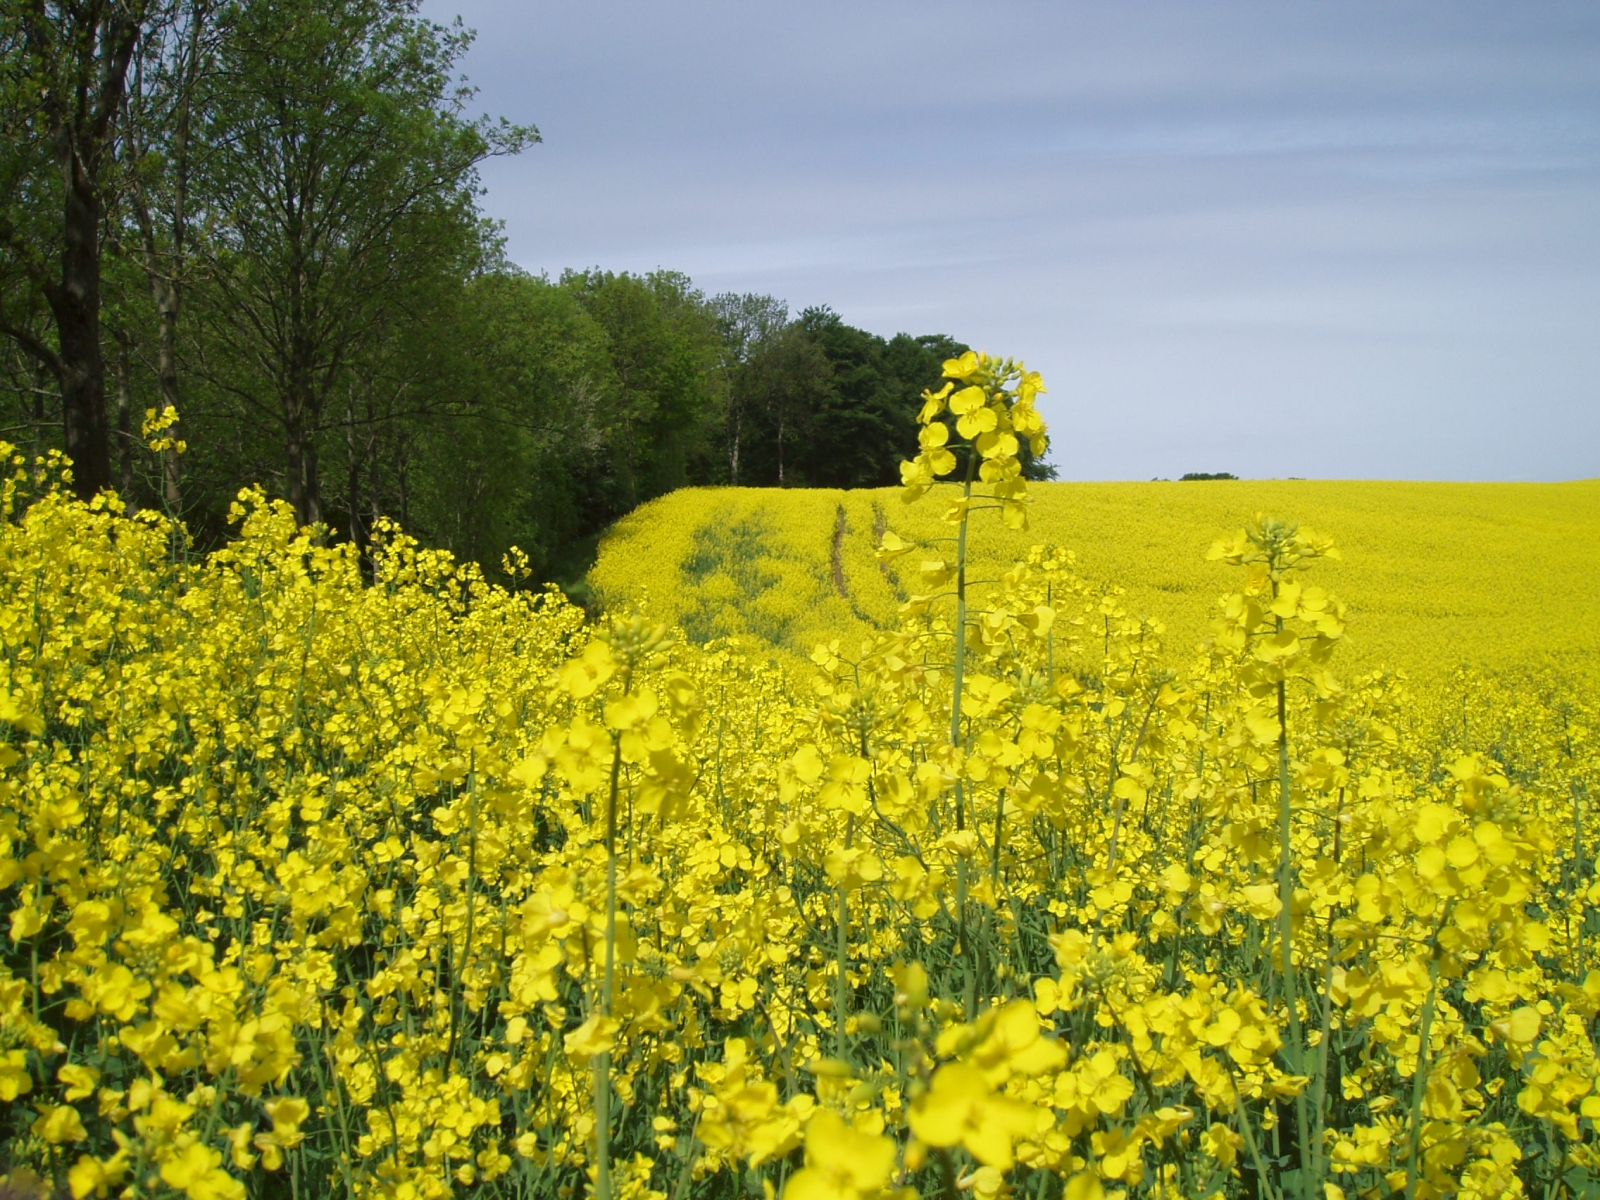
897,350 -> 1045,527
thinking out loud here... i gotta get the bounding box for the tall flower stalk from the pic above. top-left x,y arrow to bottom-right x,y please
554,616 -> 668,1200
1208,515 -> 1343,1200
881,350 -> 1050,1016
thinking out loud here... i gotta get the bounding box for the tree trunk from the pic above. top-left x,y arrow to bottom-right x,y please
285,275 -> 322,525
396,439 -> 410,531
47,174 -> 114,499
162,431 -> 183,513
776,409 -> 785,487
128,194 -> 188,512
22,2 -> 145,502
113,331 -> 135,504
30,359 -> 49,455
344,388 -> 370,562
150,269 -> 184,512
285,404 -> 321,528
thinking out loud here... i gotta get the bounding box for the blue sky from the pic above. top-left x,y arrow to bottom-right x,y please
423,0 -> 1600,481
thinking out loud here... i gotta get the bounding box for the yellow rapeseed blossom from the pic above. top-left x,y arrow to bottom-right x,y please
0,403 -> 1593,1200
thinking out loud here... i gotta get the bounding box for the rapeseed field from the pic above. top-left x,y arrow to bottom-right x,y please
589,479 -> 1600,679
1,354 -> 1596,1200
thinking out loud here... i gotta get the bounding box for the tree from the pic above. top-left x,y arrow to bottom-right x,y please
790,307 -> 914,488
191,0 -> 534,526
118,0 -> 218,514
0,0 -> 151,498
711,291 -> 786,486
742,322 -> 831,487
563,269 -> 724,513
401,270 -> 619,577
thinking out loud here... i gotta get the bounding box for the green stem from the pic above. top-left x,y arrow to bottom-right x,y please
1226,1064 -> 1279,1200
836,813 -> 854,1058
990,788 -> 1004,892
594,726 -> 623,1200
1045,579 -> 1054,686
951,463 -> 975,1019
935,1147 -> 962,1200
446,755 -> 478,1062
834,885 -> 849,1059
1308,920 -> 1337,1197
1404,945 -> 1443,1200
949,474 -> 971,750
1276,668 -> 1312,1200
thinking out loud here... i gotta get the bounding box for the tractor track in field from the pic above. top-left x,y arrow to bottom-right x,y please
833,503 -> 890,628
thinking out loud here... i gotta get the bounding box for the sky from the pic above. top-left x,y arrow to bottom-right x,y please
421,0 -> 1600,482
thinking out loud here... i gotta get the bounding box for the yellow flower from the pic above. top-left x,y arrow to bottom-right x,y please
783,1110 -> 896,1200
263,1096 -> 309,1145
823,845 -> 884,890
907,1063 -> 1039,1170
58,1063 -> 100,1101
1492,1006 -> 1541,1046
942,351 -> 980,380
83,964 -> 151,1022
67,1154 -> 127,1200
956,406 -> 998,440
876,530 -> 914,562
943,999 -> 1068,1083
564,1014 -> 619,1060
3,433 -> 1598,1200
0,1050 -> 32,1101
160,1143 -> 244,1200
557,639 -> 616,698
33,1103 -> 88,1144
9,903 -> 44,941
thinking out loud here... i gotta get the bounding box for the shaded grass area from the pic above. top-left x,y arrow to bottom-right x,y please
544,529 -> 607,613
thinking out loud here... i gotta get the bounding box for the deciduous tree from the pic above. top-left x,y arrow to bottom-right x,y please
0,0 -> 151,498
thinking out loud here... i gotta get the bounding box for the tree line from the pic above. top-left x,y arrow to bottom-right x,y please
0,0 -> 1051,582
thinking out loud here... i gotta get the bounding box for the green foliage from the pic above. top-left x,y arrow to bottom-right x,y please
401,272 -> 616,575
713,304 -> 1037,491
190,0 -> 533,527
561,268 -> 728,512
